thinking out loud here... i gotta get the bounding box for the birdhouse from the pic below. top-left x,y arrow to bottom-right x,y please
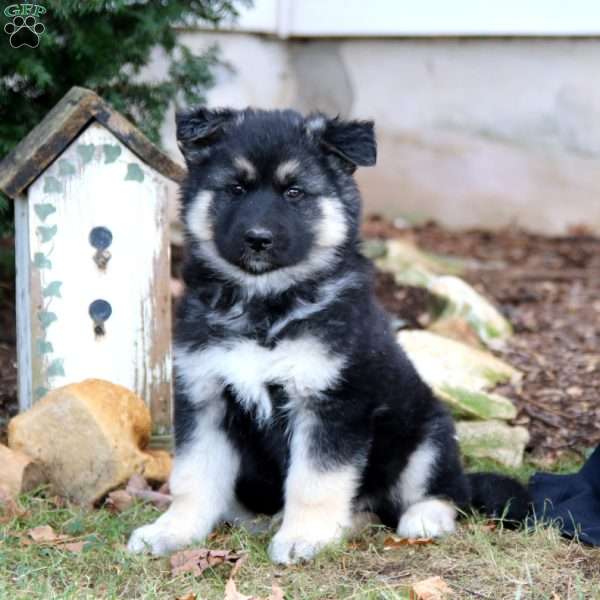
0,87 -> 185,446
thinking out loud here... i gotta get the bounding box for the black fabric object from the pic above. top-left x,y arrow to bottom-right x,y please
528,445 -> 600,546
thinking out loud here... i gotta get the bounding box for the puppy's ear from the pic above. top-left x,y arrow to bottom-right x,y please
176,107 -> 236,163
307,114 -> 377,171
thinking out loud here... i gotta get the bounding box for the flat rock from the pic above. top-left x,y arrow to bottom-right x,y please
428,315 -> 484,349
429,276 -> 512,348
398,330 -> 520,420
456,420 -> 530,468
375,239 -> 511,348
375,239 -> 464,277
8,379 -> 171,504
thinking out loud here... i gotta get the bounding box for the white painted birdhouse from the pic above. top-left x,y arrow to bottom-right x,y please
0,87 -> 185,444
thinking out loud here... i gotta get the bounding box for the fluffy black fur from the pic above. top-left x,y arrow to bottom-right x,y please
130,107 -> 530,561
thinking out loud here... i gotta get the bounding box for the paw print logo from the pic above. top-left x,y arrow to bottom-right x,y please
4,15 -> 45,48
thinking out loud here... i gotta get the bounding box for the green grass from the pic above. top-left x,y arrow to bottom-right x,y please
1,458 -> 599,600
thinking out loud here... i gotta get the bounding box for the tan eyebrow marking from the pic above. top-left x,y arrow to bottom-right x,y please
234,156 -> 256,180
275,159 -> 301,183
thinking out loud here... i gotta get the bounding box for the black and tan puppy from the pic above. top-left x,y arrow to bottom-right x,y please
128,108 -> 529,564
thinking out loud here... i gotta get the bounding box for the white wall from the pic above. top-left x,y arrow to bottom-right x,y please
153,15 -> 600,233
225,0 -> 600,37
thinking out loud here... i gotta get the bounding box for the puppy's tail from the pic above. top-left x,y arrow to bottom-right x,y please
467,472 -> 531,523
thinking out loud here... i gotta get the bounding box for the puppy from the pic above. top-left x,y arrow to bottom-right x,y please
128,108 -> 530,564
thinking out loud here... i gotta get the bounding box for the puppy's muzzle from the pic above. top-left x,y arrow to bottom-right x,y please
245,228 -> 273,252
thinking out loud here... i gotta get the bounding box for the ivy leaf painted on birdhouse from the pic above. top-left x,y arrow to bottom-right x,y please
103,144 -> 122,164
37,225 -> 58,243
43,176 -> 62,194
36,339 -> 54,355
77,144 -> 95,164
34,203 -> 57,222
58,159 -> 76,176
47,358 -> 65,378
43,281 -> 63,298
125,163 -> 144,182
33,253 -> 52,269
38,311 -> 57,329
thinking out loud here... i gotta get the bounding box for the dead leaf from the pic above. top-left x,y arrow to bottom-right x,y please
384,534 -> 433,548
170,548 -> 245,577
129,488 -> 172,510
28,524 -> 61,542
121,474 -> 171,509
410,576 -> 453,600
229,552 -> 248,579
175,594 -> 197,600
105,489 -> 134,513
223,580 -> 285,600
25,525 -> 84,552
224,579 -> 252,600
126,473 -> 150,494
268,584 -> 285,600
62,541 -> 85,553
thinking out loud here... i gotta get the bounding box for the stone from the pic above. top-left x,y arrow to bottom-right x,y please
456,420 -> 530,468
429,276 -> 512,349
8,379 -> 171,504
375,239 -> 464,278
361,238 -> 388,260
375,240 -> 512,349
428,315 -> 484,349
0,444 -> 48,498
398,330 -> 520,420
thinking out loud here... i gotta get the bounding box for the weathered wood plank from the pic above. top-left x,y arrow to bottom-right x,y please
0,87 -> 185,199
14,196 -> 33,411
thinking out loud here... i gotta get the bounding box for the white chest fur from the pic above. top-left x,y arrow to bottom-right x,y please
175,335 -> 345,422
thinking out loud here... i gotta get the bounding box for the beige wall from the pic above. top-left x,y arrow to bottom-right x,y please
157,33 -> 600,234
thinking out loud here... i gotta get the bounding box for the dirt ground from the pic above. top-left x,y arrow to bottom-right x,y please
2,220 -> 600,461
364,218 -> 600,462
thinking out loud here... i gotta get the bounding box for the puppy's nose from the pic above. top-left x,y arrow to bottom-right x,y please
244,228 -> 273,252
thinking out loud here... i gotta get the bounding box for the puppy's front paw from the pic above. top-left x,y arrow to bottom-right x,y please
397,498 -> 457,539
268,527 -> 342,565
127,522 -> 184,556
127,514 -> 208,556
268,534 -> 321,565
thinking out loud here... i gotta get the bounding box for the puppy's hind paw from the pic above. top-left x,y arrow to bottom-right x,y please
397,498 -> 457,539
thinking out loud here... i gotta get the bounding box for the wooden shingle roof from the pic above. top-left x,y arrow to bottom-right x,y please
0,86 -> 185,199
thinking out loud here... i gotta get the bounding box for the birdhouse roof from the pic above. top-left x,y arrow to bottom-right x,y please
0,86 -> 186,199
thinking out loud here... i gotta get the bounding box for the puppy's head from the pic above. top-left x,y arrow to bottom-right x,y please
177,107 -> 376,293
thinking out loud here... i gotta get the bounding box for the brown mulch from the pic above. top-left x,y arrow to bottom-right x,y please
2,221 -> 600,460
364,217 -> 600,461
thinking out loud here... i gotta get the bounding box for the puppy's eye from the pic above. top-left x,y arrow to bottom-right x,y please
230,184 -> 246,196
284,187 -> 304,200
